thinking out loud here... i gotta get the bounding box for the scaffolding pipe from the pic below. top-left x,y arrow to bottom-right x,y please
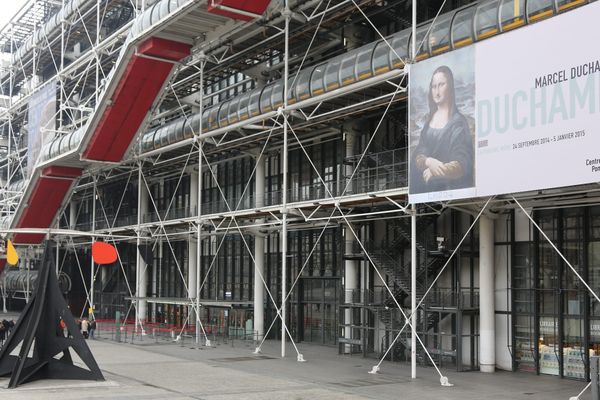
136,166 -> 142,332
410,0 -> 417,379
411,203 -> 416,379
196,55 -> 205,346
281,3 -> 291,359
90,177 -> 96,317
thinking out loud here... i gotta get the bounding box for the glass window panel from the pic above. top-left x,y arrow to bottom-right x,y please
527,0 -> 555,22
500,0 -> 525,31
452,6 -> 475,48
475,0 -> 500,39
429,13 -> 453,54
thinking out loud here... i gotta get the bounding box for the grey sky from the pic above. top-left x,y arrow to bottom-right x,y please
0,0 -> 30,34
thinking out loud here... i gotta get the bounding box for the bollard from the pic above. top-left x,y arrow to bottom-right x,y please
115,311 -> 121,342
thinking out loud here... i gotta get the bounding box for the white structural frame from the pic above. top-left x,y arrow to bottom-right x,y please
1,1 -> 600,397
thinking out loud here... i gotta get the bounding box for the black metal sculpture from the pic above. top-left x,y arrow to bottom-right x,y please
0,244 -> 104,388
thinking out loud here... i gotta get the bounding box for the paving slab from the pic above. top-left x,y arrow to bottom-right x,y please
0,336 -> 592,400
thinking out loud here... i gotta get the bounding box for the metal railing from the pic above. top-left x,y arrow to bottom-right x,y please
66,149 -> 408,229
427,288 -> 480,309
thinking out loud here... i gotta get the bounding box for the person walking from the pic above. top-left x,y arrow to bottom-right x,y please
89,318 -> 97,339
81,317 -> 90,339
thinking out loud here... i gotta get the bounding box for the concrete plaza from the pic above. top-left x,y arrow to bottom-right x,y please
0,334 -> 591,399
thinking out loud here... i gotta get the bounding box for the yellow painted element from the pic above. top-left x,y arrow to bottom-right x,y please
326,83 -> 340,90
299,93 -> 310,100
558,0 -> 585,12
375,66 -> 390,74
415,53 -> 429,61
342,78 -> 356,85
478,27 -> 498,39
230,117 -> 238,123
529,9 -> 553,22
454,37 -> 473,48
432,45 -> 450,55
7,240 -> 18,265
502,18 -> 525,31
358,72 -> 373,80
252,111 -> 259,116
313,88 -> 324,95
514,0 -> 520,17
393,61 -> 405,68
239,113 -> 248,120
288,98 -> 296,105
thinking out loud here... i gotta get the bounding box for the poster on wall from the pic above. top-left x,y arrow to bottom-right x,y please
27,80 -> 56,177
408,46 -> 476,203
409,1 -> 600,204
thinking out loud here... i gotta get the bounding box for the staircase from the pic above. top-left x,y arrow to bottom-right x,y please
347,205 -> 455,363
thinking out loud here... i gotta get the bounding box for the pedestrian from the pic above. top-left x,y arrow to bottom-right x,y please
0,321 -> 5,345
89,318 -> 96,339
81,318 -> 89,339
6,320 -> 14,335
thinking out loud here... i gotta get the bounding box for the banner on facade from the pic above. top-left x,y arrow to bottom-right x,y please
409,2 -> 600,203
27,80 -> 56,177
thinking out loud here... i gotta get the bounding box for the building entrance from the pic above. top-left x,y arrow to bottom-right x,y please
297,278 -> 341,345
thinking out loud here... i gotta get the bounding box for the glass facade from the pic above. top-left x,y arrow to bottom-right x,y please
514,207 -> 600,379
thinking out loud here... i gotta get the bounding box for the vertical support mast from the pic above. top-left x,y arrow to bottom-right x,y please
91,176 -> 97,317
59,0 -> 65,129
281,2 -> 291,359
196,54 -> 205,346
410,0 -> 417,381
411,204 -> 417,379
136,165 -> 142,332
95,0 -> 100,108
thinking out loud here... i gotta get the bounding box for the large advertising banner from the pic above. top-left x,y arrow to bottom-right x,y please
27,80 -> 56,177
409,2 -> 600,204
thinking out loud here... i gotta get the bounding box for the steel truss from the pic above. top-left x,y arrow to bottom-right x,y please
3,0 -> 600,396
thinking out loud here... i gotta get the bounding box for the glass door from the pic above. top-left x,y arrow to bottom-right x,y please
299,278 -> 340,345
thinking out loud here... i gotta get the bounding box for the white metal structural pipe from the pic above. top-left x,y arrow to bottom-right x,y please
69,200 -> 77,230
410,0 -> 417,379
151,238 -> 158,322
479,215 -> 495,373
136,166 -> 142,332
188,168 -> 198,325
344,225 -> 358,353
196,56 -> 205,346
211,3 -> 262,19
90,177 -> 96,317
26,257 -> 30,303
56,240 -> 60,277
411,203 -> 417,379
95,0 -> 100,106
139,174 -> 150,327
411,0 -> 416,60
281,3 -> 291,359
59,0 -> 65,129
254,151 -> 265,341
344,129 -> 358,352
